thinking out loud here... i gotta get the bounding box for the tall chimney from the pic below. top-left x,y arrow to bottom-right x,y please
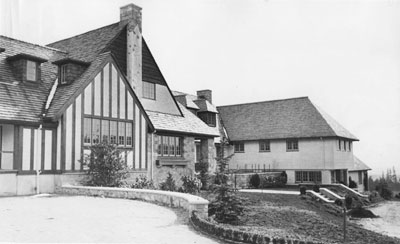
197,90 -> 212,104
120,4 -> 142,98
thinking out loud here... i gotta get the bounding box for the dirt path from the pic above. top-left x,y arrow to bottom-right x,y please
0,194 -> 221,243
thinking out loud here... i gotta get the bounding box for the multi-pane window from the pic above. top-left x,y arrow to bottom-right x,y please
338,139 -> 341,150
143,81 -> 155,99
83,118 -> 132,147
234,142 -> 244,153
59,65 -> 67,84
295,171 -> 322,183
198,112 -> 216,127
259,140 -> 270,152
157,135 -> 183,157
286,139 -> 298,151
26,60 -> 37,81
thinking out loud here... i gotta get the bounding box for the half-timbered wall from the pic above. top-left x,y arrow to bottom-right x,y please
56,61 -> 148,171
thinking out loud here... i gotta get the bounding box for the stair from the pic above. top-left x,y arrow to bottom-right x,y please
306,190 -> 335,203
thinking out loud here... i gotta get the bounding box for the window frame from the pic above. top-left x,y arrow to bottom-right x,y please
286,139 -> 299,152
59,64 -> 67,85
259,140 -> 270,152
234,142 -> 245,153
143,81 -> 156,100
295,171 -> 322,183
157,135 -> 183,158
26,60 -> 38,82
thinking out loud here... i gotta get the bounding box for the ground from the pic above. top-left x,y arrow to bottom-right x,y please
0,194 -> 222,243
203,191 -> 400,244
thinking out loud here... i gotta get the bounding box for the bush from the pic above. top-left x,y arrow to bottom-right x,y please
159,172 -> 177,191
181,175 -> 202,194
349,179 -> 358,189
345,195 -> 353,209
249,174 -> 261,188
196,161 -> 209,190
313,184 -> 320,193
375,181 -> 393,200
260,173 -> 287,188
131,175 -> 154,189
299,186 -> 307,195
82,142 -> 129,187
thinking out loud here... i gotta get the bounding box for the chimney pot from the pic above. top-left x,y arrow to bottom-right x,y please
120,4 -> 142,30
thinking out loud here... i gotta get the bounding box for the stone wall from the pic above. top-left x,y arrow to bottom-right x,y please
56,185 -> 209,218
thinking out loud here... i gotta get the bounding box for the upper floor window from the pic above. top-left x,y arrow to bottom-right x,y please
198,112 -> 216,127
143,81 -> 155,100
286,139 -> 298,151
259,140 -> 270,152
157,135 -> 183,157
343,141 -> 347,151
234,142 -> 245,153
338,139 -> 341,150
26,60 -> 37,81
59,65 -> 67,84
349,141 -> 352,151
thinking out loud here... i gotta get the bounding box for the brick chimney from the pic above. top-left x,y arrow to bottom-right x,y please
197,90 -> 212,104
120,4 -> 142,98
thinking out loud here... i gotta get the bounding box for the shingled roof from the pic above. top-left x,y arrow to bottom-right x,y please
146,103 -> 219,137
217,97 -> 358,141
0,36 -> 65,124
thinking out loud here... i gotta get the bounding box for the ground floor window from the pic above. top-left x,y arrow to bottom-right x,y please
157,135 -> 183,157
83,118 -> 133,148
234,142 -> 245,153
295,171 -> 322,183
358,171 -> 362,184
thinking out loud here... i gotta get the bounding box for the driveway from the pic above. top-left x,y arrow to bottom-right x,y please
0,194 -> 221,243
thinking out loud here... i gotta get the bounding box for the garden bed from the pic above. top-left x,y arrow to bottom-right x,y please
201,192 -> 400,244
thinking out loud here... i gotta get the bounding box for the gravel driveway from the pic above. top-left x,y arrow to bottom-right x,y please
0,194 -> 221,243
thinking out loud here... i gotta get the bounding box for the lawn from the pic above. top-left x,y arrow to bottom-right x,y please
203,192 -> 400,244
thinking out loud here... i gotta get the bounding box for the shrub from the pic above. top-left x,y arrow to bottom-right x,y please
249,174 -> 261,188
260,173 -> 287,188
159,172 -> 177,191
181,175 -> 202,194
349,179 -> 358,189
299,186 -> 307,195
313,184 -> 320,193
375,181 -> 393,200
131,175 -> 154,189
82,142 -> 129,187
345,195 -> 353,209
196,161 -> 209,190
334,199 -> 343,206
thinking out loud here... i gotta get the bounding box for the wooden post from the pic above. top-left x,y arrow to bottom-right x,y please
343,205 -> 347,242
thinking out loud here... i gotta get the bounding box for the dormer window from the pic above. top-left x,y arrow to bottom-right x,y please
26,60 -> 37,81
59,65 -> 67,84
53,58 -> 90,85
198,112 -> 216,127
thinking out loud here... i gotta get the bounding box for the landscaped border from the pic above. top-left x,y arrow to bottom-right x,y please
55,185 -> 209,218
190,211 -> 324,244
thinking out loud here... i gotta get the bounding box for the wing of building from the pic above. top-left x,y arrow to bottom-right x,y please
0,4 -> 218,196
217,97 -> 370,191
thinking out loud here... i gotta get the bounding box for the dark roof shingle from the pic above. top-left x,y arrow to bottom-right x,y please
217,97 -> 358,141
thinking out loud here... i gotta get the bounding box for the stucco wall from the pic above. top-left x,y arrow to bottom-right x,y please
141,84 -> 181,115
227,138 -> 354,172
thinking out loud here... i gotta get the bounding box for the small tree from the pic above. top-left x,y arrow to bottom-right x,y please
159,172 -> 177,191
209,138 -> 245,224
82,142 -> 129,187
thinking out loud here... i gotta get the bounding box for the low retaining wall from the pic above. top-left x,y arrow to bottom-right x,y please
56,185 -> 209,218
190,212 -> 323,244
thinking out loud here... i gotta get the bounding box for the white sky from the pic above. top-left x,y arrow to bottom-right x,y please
1,0 -> 399,176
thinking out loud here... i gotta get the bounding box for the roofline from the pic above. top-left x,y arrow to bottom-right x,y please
228,136 -> 359,142
52,58 -> 91,66
0,35 -> 67,53
154,129 -> 218,138
217,96 -> 309,109
46,22 -> 119,47
7,53 -> 48,63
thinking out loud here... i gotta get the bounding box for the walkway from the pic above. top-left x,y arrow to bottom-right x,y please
239,189 -> 299,195
0,194 -> 221,243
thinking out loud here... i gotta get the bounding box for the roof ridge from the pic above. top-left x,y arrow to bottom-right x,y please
217,96 -> 309,108
46,22 -> 120,47
0,35 -> 67,53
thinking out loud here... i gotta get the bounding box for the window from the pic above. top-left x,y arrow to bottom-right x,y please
343,141 -> 347,151
157,135 -> 183,157
295,171 -> 322,183
338,139 -> 341,151
358,171 -> 362,185
143,81 -> 155,99
59,65 -> 67,84
349,141 -> 352,151
234,142 -> 245,153
286,139 -> 298,151
198,112 -> 216,127
26,60 -> 37,81
259,140 -> 270,152
83,118 -> 132,148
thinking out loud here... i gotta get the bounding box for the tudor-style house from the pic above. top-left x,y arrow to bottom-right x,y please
217,97 -> 370,191
0,4 -> 218,196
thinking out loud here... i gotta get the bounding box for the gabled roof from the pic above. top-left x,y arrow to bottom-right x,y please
349,156 -> 371,171
217,97 -> 358,141
146,103 -> 219,137
172,90 -> 217,113
194,99 -> 218,113
0,35 -> 65,124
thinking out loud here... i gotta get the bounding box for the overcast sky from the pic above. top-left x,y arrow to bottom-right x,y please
1,0 -> 399,176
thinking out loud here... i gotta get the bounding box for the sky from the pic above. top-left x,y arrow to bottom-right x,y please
1,0 -> 399,177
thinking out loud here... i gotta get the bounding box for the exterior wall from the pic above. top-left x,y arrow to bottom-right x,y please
0,124 -> 14,169
348,170 -> 366,192
141,84 -> 181,115
228,138 -> 354,171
